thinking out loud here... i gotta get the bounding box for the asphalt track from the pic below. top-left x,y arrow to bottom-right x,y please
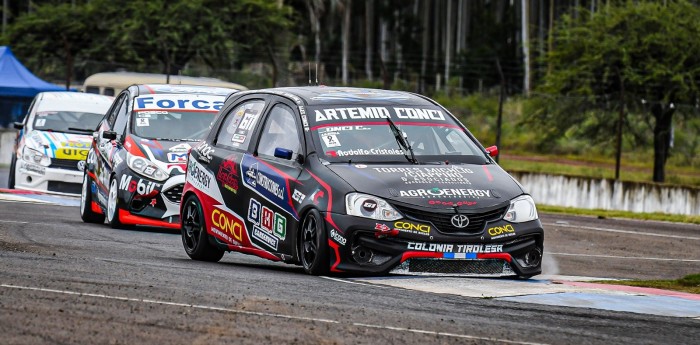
0,168 -> 698,344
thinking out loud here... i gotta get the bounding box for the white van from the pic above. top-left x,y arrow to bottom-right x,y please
82,72 -> 248,96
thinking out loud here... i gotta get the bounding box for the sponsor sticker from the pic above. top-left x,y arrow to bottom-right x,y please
119,175 -> 160,195
168,152 -> 188,163
407,242 -> 503,253
136,118 -> 150,127
398,188 -> 492,199
21,162 -> 46,175
394,221 -> 431,236
321,133 -> 341,147
487,224 -> 516,239
55,148 -> 88,160
252,226 -> 278,250
292,189 -> 306,203
330,229 -> 347,245
211,206 -> 245,244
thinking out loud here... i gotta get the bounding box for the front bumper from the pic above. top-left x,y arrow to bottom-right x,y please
14,159 -> 83,195
115,173 -> 185,229
323,212 -> 544,277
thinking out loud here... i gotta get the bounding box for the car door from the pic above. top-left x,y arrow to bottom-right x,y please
240,97 -> 307,257
94,92 -> 129,194
207,96 -> 269,247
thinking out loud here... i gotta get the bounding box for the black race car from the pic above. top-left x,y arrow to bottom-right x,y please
181,87 -> 543,277
80,84 -> 238,229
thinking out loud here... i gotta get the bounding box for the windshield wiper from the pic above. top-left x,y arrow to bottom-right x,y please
386,117 -> 418,164
68,127 -> 94,133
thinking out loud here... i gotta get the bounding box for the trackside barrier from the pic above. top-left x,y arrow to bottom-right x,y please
0,130 -> 15,165
511,171 -> 700,216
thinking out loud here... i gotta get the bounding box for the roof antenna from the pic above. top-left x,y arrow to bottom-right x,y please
315,63 -> 319,86
308,62 -> 312,86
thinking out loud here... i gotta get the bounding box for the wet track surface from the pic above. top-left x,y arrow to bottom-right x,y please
0,171 -> 698,344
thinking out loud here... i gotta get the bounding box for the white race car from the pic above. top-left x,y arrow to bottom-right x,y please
9,92 -> 113,195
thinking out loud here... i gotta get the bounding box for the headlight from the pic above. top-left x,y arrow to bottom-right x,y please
22,146 -> 51,166
126,152 -> 169,181
503,195 -> 538,223
345,193 -> 402,221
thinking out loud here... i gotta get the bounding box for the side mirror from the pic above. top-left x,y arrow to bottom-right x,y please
485,145 -> 499,157
102,131 -> 117,140
274,148 -> 293,160
13,122 -> 24,130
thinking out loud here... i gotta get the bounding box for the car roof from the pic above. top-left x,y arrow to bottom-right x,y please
35,91 -> 114,113
238,86 -> 436,107
134,84 -> 238,97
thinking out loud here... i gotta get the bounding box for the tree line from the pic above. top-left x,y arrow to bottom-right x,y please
2,0 -> 699,183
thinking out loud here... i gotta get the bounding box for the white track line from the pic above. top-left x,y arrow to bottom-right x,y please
542,222 -> 700,241
320,276 -> 393,288
546,252 -> 700,262
1,283 -> 547,345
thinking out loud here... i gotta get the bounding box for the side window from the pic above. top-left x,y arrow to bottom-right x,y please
106,93 -> 127,127
257,104 -> 300,158
216,99 -> 265,149
112,97 -> 129,139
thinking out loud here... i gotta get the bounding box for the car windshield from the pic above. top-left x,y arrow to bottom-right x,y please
131,94 -> 224,140
33,111 -> 103,133
308,105 -> 489,164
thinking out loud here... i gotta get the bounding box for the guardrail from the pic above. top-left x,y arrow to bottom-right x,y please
511,171 -> 700,216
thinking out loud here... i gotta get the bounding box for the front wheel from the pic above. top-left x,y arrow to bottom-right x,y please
80,173 -> 105,224
181,194 -> 224,262
106,177 -> 124,228
298,209 -> 329,275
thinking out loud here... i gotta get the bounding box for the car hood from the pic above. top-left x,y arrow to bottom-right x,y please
126,136 -> 195,176
25,130 -> 92,160
326,163 -> 524,209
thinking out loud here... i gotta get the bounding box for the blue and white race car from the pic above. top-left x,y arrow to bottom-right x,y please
9,92 -> 114,195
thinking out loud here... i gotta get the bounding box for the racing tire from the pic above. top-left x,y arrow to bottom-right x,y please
7,154 -> 16,189
298,209 -> 329,275
181,194 -> 225,262
106,177 -> 124,228
80,173 -> 105,224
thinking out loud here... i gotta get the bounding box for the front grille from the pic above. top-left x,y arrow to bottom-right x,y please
49,158 -> 81,171
392,259 -> 513,276
48,181 -> 81,194
393,204 -> 507,235
163,184 -> 184,203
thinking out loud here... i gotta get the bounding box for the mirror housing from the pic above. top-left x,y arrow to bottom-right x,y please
102,131 -> 117,140
274,148 -> 293,160
485,145 -> 499,157
13,122 -> 24,130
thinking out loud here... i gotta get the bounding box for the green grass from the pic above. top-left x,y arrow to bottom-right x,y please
499,153 -> 700,187
594,274 -> 700,295
539,205 -> 700,224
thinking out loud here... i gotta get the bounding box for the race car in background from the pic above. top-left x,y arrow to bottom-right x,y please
9,92 -> 114,195
180,86 -> 544,278
79,84 -> 239,229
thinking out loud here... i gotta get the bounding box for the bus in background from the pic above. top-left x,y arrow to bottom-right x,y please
82,71 -> 248,96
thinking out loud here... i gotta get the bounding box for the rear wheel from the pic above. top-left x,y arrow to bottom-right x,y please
80,173 -> 105,223
106,177 -> 123,228
7,154 -> 16,189
298,209 -> 329,275
181,194 -> 224,262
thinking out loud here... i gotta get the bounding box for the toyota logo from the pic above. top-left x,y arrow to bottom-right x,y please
451,214 -> 470,228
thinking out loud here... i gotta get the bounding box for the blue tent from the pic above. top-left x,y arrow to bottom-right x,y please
0,46 -> 65,97
0,46 -> 65,128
